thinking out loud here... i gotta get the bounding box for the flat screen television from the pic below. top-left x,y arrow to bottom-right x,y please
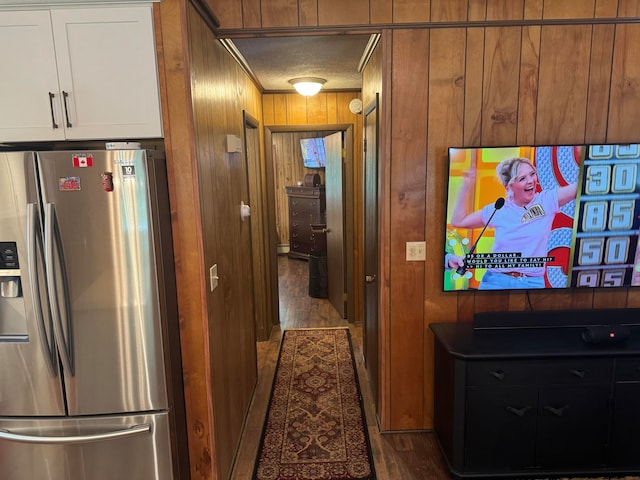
444,143 -> 640,291
300,137 -> 326,168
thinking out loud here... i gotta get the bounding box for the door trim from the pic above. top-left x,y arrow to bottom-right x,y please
264,123 -> 355,322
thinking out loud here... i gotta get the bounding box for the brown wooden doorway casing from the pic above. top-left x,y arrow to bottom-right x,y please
264,124 -> 355,323
363,94 -> 380,412
244,110 -> 275,342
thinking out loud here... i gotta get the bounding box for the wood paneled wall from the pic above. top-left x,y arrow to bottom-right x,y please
157,2 -> 640,478
209,0 -> 640,432
156,1 -> 265,478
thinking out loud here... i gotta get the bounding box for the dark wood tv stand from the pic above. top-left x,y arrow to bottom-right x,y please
430,309 -> 640,479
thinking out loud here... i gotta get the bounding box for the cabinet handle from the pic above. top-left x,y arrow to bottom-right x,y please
505,405 -> 531,417
570,369 -> 586,379
48,92 -> 59,129
544,405 -> 569,417
62,91 -> 72,128
489,370 -> 505,381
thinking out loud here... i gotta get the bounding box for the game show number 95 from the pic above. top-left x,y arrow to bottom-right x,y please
578,162 -> 639,267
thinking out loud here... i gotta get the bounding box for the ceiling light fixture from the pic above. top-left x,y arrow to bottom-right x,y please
288,77 -> 326,96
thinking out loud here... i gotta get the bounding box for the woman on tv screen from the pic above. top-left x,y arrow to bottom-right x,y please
450,157 -> 577,290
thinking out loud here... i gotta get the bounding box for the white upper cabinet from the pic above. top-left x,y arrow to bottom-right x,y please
0,6 -> 162,142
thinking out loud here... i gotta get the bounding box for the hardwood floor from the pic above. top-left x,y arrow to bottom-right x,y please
230,255 -> 452,480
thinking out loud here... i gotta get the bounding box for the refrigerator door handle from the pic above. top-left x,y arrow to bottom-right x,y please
0,423 -> 151,445
27,204 -> 58,377
44,203 -> 75,375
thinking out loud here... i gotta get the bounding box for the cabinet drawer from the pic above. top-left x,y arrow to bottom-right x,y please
285,186 -> 323,197
290,197 -> 321,211
615,357 -> 640,381
467,358 -> 613,386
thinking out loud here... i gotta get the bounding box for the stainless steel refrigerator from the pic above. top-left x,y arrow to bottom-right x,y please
0,149 -> 184,479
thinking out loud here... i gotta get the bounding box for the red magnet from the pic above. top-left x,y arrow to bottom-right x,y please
101,172 -> 114,192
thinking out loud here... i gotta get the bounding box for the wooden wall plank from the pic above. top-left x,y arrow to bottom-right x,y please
464,28 -> 484,146
425,28 -> 466,428
273,94 -> 289,125
299,0 -> 319,26
393,0 -> 431,23
608,24 -> 640,141
617,0 -> 640,16
542,0 -> 596,18
318,0 -> 370,25
524,0 -> 543,18
371,0 -> 393,23
481,27 -> 521,146
207,0 -> 242,27
585,25 -> 615,142
389,29 -> 429,430
262,0 -> 298,27
486,0 -> 524,20
535,26 -> 592,144
287,94 -> 309,124
262,94 -> 275,125
595,0 -> 619,16
431,0 -> 468,21
326,92 -> 339,124
307,94 -> 328,124
243,0 -> 261,28
593,289 -> 629,308
468,0 -> 487,21
517,25 -> 540,145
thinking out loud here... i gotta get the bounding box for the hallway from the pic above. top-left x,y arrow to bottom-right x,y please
230,255 -> 451,479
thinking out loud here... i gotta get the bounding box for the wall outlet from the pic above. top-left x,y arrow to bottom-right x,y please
209,264 -> 219,291
406,241 -> 426,261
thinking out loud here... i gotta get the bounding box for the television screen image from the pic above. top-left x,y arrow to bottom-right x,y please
444,144 -> 640,291
300,137 -> 326,168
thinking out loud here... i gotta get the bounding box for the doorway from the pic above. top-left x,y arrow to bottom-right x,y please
264,124 -> 355,324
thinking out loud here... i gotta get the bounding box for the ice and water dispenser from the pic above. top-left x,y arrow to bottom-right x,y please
0,241 -> 27,341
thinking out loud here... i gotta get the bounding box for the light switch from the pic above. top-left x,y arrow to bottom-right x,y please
225,134 -> 242,153
209,264 -> 219,291
406,241 -> 426,261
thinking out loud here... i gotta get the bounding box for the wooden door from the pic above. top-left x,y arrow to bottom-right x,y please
244,112 -> 272,341
325,131 -> 346,318
363,96 -> 379,406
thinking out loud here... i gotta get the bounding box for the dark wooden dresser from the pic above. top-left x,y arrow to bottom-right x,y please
430,308 -> 640,480
285,185 -> 326,259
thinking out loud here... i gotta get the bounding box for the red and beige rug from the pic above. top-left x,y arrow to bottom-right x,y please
254,327 -> 375,480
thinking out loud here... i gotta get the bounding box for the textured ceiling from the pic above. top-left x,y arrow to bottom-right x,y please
230,34 -> 373,93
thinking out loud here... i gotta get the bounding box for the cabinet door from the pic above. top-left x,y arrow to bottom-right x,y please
0,10 -> 66,142
51,6 -> 162,140
610,383 -> 640,467
465,386 -> 537,470
536,385 -> 610,468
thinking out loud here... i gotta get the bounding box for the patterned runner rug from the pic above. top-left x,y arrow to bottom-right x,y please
254,328 -> 376,480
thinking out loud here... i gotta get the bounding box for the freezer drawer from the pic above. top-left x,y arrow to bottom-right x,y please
0,412 -> 173,480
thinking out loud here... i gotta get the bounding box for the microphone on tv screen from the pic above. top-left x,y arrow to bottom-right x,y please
455,197 -> 505,276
